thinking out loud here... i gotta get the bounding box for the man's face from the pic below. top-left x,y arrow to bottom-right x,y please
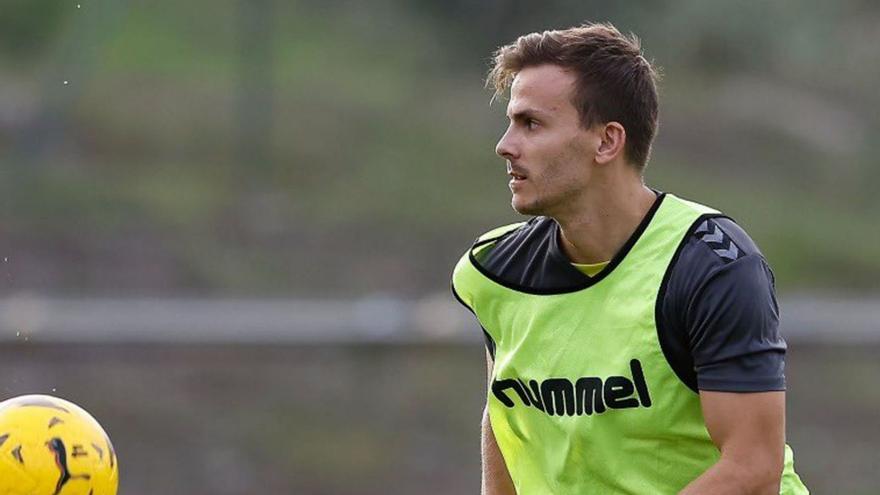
495,64 -> 597,217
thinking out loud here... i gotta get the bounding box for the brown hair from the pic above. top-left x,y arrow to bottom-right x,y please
488,22 -> 660,170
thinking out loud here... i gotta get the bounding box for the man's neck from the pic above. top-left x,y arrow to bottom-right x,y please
554,182 -> 658,265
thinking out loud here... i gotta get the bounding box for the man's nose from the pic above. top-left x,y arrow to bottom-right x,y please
495,128 -> 518,160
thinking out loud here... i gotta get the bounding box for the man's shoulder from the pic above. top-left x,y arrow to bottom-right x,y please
471,217 -> 550,246
467,216 -> 554,269
660,215 -> 774,346
462,217 -> 584,293
464,217 -> 555,271
453,218 -> 543,275
674,216 -> 766,277
452,217 -> 554,308
659,216 -> 785,393
472,221 -> 530,244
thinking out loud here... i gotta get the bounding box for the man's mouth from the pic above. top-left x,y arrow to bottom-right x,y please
508,169 -> 527,181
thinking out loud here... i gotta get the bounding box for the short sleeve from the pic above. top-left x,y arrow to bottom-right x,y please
686,253 -> 787,392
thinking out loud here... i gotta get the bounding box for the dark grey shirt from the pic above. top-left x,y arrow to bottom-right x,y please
462,193 -> 786,393
658,216 -> 786,392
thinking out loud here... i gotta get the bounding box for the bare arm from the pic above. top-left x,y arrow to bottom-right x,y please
482,350 -> 516,495
679,391 -> 785,495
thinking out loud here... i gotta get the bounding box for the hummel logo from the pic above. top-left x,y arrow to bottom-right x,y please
695,220 -> 743,262
492,359 -> 652,417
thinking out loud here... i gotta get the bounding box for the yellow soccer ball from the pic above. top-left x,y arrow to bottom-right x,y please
0,395 -> 118,495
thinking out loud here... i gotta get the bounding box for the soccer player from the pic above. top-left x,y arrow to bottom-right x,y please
451,23 -> 809,494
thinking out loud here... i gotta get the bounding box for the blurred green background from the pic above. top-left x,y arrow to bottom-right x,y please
2,0 -> 879,295
1,0 -> 878,493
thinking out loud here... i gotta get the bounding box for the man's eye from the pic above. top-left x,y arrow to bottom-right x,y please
525,119 -> 538,129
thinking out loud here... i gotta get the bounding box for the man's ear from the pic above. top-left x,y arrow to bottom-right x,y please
595,122 -> 626,165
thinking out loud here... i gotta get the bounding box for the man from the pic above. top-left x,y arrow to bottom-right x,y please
451,23 -> 809,494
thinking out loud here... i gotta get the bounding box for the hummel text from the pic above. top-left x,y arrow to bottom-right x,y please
491,359 -> 651,416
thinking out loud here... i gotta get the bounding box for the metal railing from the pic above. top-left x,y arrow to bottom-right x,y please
1,293 -> 877,344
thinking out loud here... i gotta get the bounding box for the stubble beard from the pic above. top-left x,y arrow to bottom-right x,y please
510,189 -> 538,216
510,155 -> 584,219
511,186 -> 580,218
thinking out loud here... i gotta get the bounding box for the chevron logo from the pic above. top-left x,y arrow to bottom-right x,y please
694,220 -> 743,262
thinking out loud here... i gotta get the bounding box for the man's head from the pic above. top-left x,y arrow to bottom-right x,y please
489,23 -> 659,217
